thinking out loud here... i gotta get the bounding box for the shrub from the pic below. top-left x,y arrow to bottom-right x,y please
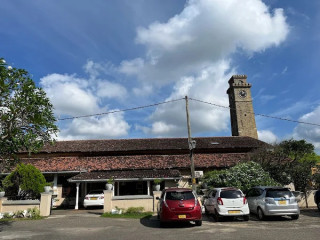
204,161 -> 279,192
2,163 -> 46,199
27,207 -> 41,219
0,207 -> 41,220
107,178 -> 114,184
125,207 -> 144,214
154,179 -> 162,184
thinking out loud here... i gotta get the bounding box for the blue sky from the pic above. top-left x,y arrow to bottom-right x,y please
1,0 -> 320,150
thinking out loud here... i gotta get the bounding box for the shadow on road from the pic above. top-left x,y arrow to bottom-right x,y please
140,216 -> 199,229
0,220 -> 12,233
300,208 -> 320,218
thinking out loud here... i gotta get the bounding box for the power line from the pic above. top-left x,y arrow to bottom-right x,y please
57,98 -> 184,121
57,96 -> 320,127
189,98 -> 320,127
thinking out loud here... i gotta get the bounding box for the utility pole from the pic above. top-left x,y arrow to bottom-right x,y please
185,96 -> 196,192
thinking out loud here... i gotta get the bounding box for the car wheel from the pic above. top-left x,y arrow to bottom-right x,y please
195,220 -> 202,226
205,206 -> 209,215
243,215 -> 250,221
257,208 -> 264,221
214,210 -> 222,222
291,214 -> 299,220
160,221 -> 166,228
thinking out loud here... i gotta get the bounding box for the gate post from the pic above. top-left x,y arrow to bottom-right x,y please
40,192 -> 52,216
104,190 -> 113,213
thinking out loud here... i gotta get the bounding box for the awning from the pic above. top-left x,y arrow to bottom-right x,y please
68,169 -> 181,182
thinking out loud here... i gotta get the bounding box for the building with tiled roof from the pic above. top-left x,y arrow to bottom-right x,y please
1,75 -> 266,210
9,135 -> 268,209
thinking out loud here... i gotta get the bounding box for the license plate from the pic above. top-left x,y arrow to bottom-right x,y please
278,200 -> 287,205
178,215 -> 186,219
90,197 -> 98,200
228,210 -> 240,214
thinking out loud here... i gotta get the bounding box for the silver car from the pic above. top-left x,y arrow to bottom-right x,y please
246,186 -> 300,220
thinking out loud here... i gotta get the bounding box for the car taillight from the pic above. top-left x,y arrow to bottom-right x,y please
243,197 -> 247,204
217,197 -> 223,205
289,197 -> 297,204
85,197 -> 89,200
99,196 -> 104,199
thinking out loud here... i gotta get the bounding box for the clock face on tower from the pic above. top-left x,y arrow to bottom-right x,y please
239,90 -> 247,98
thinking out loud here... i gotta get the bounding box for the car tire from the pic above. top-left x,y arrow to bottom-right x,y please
160,221 -> 166,228
257,208 -> 265,221
317,202 -> 320,212
195,220 -> 202,226
205,206 -> 209,215
243,215 -> 250,221
214,210 -> 222,222
291,214 -> 299,220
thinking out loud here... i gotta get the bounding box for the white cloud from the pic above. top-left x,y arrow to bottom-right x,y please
139,61 -> 233,137
96,81 -> 127,99
58,114 -> 130,140
84,60 -> 116,79
42,0 -> 290,140
293,105 -> 320,150
40,73 -> 100,116
119,58 -> 144,76
41,60 -> 130,139
121,0 -> 289,86
258,130 -> 278,144
121,0 -> 289,136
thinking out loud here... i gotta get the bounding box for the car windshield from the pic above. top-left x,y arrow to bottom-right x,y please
220,190 -> 243,198
165,191 -> 195,200
88,190 -> 103,195
266,189 -> 293,198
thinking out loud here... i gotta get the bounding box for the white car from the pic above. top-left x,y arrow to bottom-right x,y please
83,189 -> 104,208
203,187 -> 250,221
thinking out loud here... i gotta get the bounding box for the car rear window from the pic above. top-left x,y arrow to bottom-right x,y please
89,190 -> 103,194
220,190 -> 243,198
165,191 -> 195,200
266,189 -> 293,198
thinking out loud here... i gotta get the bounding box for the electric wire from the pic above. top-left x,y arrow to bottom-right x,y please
57,98 -> 185,121
57,96 -> 320,127
189,98 -> 320,127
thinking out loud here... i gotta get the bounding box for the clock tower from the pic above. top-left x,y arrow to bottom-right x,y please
226,75 -> 258,139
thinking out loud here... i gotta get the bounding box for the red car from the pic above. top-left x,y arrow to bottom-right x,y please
157,188 -> 202,227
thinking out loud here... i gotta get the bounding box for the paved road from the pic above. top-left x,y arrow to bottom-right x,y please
1,209 -> 319,240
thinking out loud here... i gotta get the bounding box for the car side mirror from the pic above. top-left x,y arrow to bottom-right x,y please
156,197 -> 160,200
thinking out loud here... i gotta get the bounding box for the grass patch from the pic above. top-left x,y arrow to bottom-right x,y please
101,212 -> 153,219
0,216 -> 44,222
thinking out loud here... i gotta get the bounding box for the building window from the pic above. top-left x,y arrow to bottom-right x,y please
115,181 -> 148,196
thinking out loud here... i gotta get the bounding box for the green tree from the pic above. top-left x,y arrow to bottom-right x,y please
252,139 -> 320,207
313,171 -> 320,189
203,161 -> 279,193
2,163 -> 46,199
250,145 -> 292,186
278,139 -> 319,190
0,58 -> 58,168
